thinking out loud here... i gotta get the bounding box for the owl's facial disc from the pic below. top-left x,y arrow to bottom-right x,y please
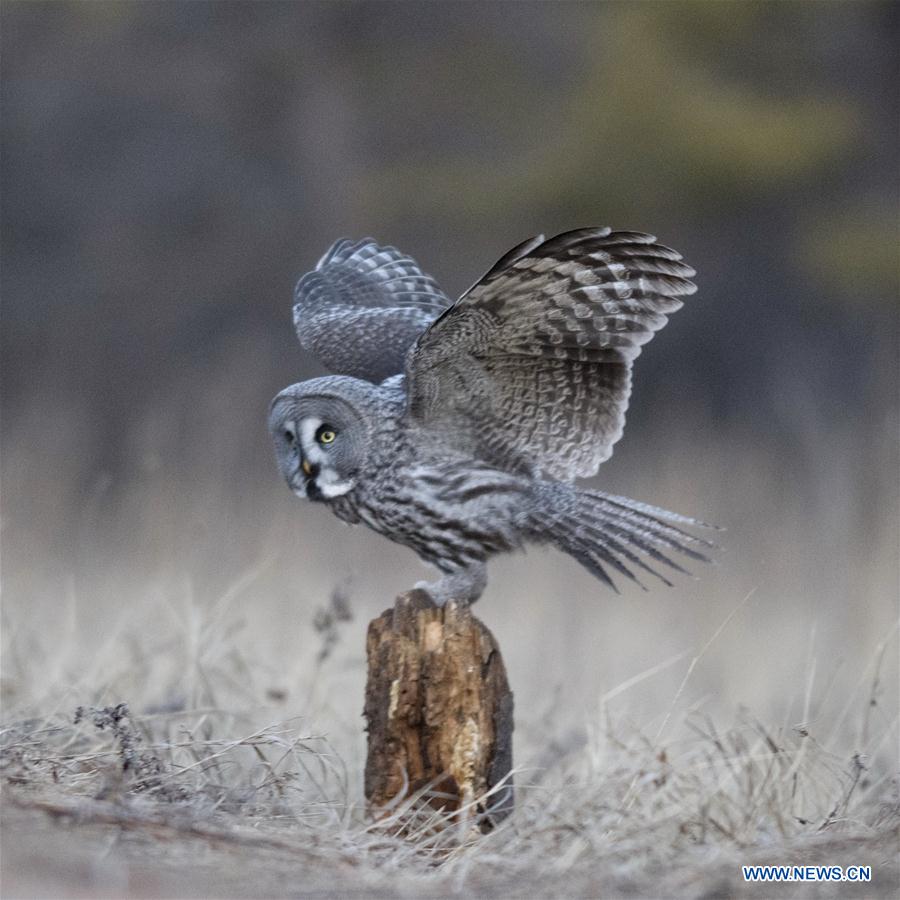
269,387 -> 364,503
296,416 -> 356,501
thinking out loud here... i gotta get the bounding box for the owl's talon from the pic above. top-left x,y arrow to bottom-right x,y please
414,565 -> 486,607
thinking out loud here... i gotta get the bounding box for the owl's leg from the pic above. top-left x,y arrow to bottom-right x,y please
415,562 -> 487,606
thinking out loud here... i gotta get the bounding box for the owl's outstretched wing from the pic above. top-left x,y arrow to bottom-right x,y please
293,239 -> 451,383
405,228 -> 697,481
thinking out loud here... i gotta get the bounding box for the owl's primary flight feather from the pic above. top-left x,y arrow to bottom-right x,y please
293,238 -> 450,383
272,227 -> 711,604
406,228 -> 697,481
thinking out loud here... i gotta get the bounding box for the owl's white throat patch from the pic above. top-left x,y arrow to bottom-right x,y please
316,470 -> 355,499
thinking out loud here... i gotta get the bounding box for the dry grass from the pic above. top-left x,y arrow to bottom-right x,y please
2,590 -> 897,898
2,418 -> 898,897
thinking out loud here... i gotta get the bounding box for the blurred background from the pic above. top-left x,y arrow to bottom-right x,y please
2,1 -> 897,768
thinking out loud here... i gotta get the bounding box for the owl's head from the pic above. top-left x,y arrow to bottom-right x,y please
269,377 -> 372,502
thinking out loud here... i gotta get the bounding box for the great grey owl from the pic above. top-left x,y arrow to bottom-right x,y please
269,228 -> 712,604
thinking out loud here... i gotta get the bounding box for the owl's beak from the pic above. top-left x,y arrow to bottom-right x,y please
296,457 -> 324,502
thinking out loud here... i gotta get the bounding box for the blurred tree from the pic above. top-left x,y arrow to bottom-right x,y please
799,204 -> 898,307
359,2 -> 859,229
0,0 -> 895,516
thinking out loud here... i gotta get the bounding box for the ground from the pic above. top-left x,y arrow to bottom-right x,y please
2,630 -> 897,899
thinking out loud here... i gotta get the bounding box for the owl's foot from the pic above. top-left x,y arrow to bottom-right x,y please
415,563 -> 487,606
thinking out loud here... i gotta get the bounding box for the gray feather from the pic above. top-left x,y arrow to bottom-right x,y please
293,238 -> 450,383
405,228 -> 697,481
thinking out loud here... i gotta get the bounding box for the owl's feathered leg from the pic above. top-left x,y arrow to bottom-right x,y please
529,484 -> 716,593
415,562 -> 487,606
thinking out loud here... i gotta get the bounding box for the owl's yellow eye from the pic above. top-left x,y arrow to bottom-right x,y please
316,425 -> 337,445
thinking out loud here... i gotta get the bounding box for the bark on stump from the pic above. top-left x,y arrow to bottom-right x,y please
364,590 -> 514,829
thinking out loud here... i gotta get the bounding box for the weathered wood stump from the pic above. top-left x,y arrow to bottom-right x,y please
363,590 -> 514,829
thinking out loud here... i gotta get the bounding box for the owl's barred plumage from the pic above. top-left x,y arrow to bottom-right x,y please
272,228 -> 713,604
293,239 -> 449,383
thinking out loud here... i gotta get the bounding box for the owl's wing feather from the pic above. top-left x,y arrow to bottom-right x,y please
294,239 -> 450,383
405,228 -> 696,481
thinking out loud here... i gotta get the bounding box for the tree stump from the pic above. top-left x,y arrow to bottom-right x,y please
363,590 -> 514,830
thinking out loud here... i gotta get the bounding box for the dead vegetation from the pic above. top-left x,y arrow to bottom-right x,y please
2,597 -> 897,898
2,433 -> 897,896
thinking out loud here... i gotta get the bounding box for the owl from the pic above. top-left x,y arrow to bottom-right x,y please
270,228 -> 712,604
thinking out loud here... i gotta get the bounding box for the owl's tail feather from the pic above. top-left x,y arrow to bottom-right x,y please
539,487 -> 718,593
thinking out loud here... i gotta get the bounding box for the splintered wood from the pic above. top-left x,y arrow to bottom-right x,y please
363,590 -> 514,830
